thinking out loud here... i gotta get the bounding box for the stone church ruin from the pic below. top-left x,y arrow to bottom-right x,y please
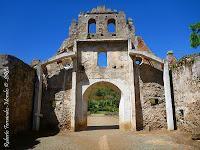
0,6 -> 199,139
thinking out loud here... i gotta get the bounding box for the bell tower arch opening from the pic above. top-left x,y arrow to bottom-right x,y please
88,18 -> 96,34
107,18 -> 116,33
83,81 -> 121,130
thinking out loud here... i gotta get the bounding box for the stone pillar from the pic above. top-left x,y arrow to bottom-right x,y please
131,59 -> 137,131
71,59 -> 77,131
32,64 -> 43,131
128,39 -> 137,131
163,60 -> 174,130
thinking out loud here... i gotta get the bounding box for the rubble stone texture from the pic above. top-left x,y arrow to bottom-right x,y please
172,54 -> 200,133
42,6 -> 166,131
0,6 -> 199,137
40,62 -> 72,130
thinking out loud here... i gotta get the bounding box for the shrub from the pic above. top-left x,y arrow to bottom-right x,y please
88,87 -> 120,114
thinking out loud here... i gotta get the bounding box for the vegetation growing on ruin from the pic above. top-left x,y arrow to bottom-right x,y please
88,87 -> 120,114
171,53 -> 199,70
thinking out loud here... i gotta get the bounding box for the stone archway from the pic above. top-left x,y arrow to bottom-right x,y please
77,79 -> 133,131
83,81 -> 121,129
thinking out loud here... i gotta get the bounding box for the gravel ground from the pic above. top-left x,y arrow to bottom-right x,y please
14,116 -> 200,150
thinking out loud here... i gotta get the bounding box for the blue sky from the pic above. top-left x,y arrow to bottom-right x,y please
0,0 -> 199,64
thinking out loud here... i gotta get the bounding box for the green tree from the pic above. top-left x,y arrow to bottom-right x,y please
88,87 -> 120,114
190,22 -> 200,48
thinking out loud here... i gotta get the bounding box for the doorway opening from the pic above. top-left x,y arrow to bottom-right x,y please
83,81 -> 121,130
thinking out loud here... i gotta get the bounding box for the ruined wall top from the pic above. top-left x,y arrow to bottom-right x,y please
58,6 -> 152,54
84,6 -> 118,14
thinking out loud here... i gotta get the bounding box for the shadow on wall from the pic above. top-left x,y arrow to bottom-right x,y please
41,68 -> 73,130
140,64 -> 164,85
134,63 -> 143,131
12,67 -> 73,149
134,63 -> 166,131
169,70 -> 177,130
0,55 -> 45,149
0,76 -> 6,148
12,69 -> 74,149
74,65 -> 90,131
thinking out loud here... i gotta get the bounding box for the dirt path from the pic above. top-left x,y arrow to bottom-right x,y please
87,114 -> 119,126
15,116 -> 200,150
30,130 -> 200,150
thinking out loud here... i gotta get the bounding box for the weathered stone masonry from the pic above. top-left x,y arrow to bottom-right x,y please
172,54 -> 200,133
39,6 -> 167,131
0,6 -> 199,137
40,62 -> 73,130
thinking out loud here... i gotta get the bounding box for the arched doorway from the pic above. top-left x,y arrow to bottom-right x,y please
73,79 -> 133,131
83,81 -> 121,130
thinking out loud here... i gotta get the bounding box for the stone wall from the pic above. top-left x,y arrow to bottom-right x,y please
58,6 -> 146,54
135,62 -> 166,131
77,40 -> 129,81
77,10 -> 129,40
40,62 -> 73,130
43,6 -> 168,131
74,40 -> 134,130
0,55 -> 35,139
172,54 -> 200,133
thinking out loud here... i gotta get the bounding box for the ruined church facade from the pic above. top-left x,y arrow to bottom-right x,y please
1,7 -> 200,139
38,6 -> 167,131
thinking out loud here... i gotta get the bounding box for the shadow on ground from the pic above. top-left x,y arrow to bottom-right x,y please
86,125 -> 119,131
11,127 -> 59,150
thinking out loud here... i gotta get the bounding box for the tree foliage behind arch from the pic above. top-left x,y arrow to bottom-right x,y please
88,87 -> 120,114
